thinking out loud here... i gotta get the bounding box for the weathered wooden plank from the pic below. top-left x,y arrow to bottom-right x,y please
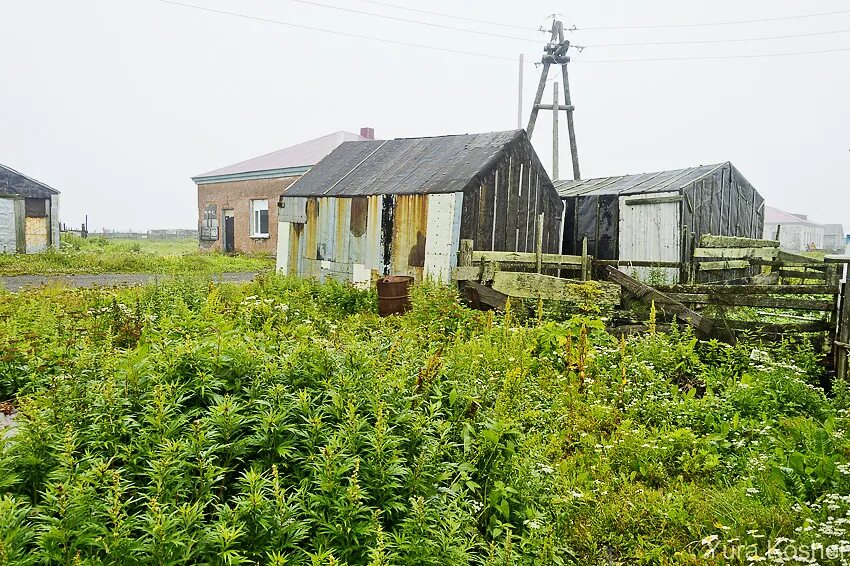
699,235 -> 779,248
471,250 -> 583,266
505,156 -> 519,252
493,162 -> 509,250
693,247 -> 778,260
779,269 -> 828,280
594,259 -> 682,269
777,250 -> 824,265
461,281 -> 508,311
655,284 -> 840,295
458,239 -> 473,267
825,255 -> 850,264
837,282 -> 850,380
751,272 -> 781,285
491,272 -> 620,308
452,266 -> 480,282
664,293 -> 835,311
606,266 -> 714,334
623,195 -> 683,206
698,260 -> 750,271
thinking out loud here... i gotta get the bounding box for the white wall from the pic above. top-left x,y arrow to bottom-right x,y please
764,222 -> 824,252
0,198 -> 16,253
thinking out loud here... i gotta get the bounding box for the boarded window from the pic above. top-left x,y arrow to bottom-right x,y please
250,199 -> 269,236
350,197 -> 368,237
25,198 -> 47,218
201,204 -> 218,240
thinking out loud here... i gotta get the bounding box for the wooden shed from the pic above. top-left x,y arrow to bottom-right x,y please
556,162 -> 764,282
276,130 -> 562,284
0,163 -> 60,254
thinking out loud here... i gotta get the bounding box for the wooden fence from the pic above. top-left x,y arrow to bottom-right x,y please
450,232 -> 850,381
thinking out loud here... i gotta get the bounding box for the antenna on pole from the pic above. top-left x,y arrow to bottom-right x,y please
526,20 -> 581,181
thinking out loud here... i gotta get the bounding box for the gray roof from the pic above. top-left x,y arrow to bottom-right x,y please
193,131 -> 369,181
0,163 -> 60,198
283,130 -> 524,197
554,163 -> 727,198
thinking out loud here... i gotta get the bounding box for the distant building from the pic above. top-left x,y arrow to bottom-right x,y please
763,206 -> 824,252
277,130 -> 562,284
192,129 -> 374,256
0,163 -> 60,254
555,162 -> 764,282
823,224 -> 845,252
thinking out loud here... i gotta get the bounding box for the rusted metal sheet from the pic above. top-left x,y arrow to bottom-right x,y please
279,197 -> 307,223
390,194 -> 429,280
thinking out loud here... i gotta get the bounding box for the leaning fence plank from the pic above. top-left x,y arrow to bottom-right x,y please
491,272 -> 620,308
698,260 -> 750,271
606,266 -> 714,335
693,247 -> 778,260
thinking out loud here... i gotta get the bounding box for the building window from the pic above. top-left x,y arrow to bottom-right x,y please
250,199 -> 269,237
201,204 -> 218,241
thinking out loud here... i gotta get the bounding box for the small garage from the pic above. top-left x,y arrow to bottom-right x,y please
0,163 -> 61,254
557,162 -> 764,282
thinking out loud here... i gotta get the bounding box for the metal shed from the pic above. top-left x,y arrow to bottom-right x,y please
556,162 -> 764,282
0,164 -> 61,254
276,130 -> 562,285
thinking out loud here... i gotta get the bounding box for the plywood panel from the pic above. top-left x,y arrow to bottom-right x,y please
25,216 -> 49,253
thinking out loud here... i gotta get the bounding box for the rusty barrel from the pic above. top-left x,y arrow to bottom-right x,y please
376,275 -> 414,316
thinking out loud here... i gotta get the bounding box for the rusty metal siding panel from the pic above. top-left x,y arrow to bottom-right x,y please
364,195 -> 384,274
390,194 -> 428,279
279,197 -> 307,223
304,199 -> 319,260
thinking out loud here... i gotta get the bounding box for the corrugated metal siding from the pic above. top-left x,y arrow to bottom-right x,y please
0,198 -> 17,253
618,191 -> 681,283
423,193 -> 463,283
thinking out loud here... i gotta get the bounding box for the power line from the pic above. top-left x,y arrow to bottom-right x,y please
147,0 -> 850,65
149,0 -> 519,62
584,28 -> 850,48
580,45 -> 850,63
576,8 -> 850,31
350,0 -> 541,33
288,0 -> 541,44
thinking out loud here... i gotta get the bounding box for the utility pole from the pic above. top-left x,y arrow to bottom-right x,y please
517,54 -> 524,129
526,20 -> 581,181
552,82 -> 559,181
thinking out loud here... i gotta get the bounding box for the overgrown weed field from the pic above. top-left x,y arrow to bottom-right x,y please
0,235 -> 273,276
1,277 -> 850,564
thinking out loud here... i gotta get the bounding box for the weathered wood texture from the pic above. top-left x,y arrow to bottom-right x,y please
460,135 -> 562,255
699,235 -> 778,248
490,272 -> 620,308
664,293 -> 834,311
838,282 -> 850,380
470,251 -> 582,267
655,284 -> 840,295
606,266 -> 713,335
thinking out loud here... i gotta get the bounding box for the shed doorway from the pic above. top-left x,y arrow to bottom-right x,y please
223,209 -> 235,253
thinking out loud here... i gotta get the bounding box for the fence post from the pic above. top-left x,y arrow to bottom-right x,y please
535,213 -> 544,274
837,281 -> 850,381
581,236 -> 590,281
458,239 -> 473,268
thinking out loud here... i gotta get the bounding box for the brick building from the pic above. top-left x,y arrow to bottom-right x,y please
193,129 -> 373,255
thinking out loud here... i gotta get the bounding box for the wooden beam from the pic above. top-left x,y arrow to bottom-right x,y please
655,284 -> 840,295
716,319 -> 832,334
594,259 -> 682,269
664,293 -> 835,311
458,239 -> 473,267
779,269 -> 828,280
461,281 -> 508,311
777,250 -> 824,265
698,260 -> 750,271
825,255 -> 850,264
491,272 -> 620,308
605,266 -> 714,335
699,235 -> 779,249
471,251 -> 583,266
624,195 -> 683,206
693,247 -> 778,260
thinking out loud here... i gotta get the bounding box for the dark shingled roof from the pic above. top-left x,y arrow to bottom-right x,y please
554,163 -> 727,198
0,164 -> 60,198
282,130 -> 524,197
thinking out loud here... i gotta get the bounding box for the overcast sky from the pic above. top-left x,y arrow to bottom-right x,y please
1,0 -> 848,232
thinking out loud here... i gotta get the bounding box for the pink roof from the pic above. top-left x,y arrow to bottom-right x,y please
195,131 -> 369,178
764,205 -> 821,225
